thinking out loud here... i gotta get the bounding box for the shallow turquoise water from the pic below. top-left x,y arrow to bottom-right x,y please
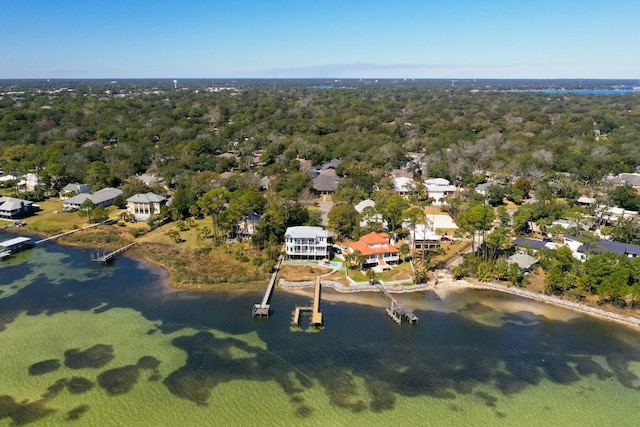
1,237 -> 640,426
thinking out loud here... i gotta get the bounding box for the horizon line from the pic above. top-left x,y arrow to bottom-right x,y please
1,77 -> 640,81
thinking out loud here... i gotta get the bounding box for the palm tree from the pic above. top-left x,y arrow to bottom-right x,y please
366,268 -> 376,285
352,250 -> 365,270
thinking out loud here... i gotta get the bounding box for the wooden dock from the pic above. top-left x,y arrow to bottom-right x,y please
91,243 -> 135,264
292,277 -> 323,326
377,285 -> 419,325
35,218 -> 115,245
252,254 -> 283,317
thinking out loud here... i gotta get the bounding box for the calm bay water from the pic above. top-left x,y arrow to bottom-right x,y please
1,238 -> 640,426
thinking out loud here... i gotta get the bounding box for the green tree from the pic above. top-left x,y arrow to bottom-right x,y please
485,184 -> 505,206
377,194 -> 409,235
79,199 -> 97,223
609,185 -> 640,211
327,203 -> 360,239
457,204 -> 495,258
197,188 -> 230,241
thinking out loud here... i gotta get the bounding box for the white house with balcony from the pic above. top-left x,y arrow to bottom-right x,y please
284,226 -> 328,260
424,178 -> 457,205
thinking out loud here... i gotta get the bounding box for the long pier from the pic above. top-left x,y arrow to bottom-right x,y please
252,254 -> 283,317
377,285 -> 419,325
91,243 -> 135,264
292,276 -> 323,326
35,218 -> 115,245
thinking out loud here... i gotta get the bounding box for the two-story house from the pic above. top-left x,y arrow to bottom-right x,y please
346,231 -> 399,268
126,192 -> 167,220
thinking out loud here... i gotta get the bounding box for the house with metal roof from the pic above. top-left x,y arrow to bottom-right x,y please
424,178 -> 457,205
0,236 -> 33,253
407,224 -> 441,252
126,192 -> 167,220
284,226 -> 328,260
507,253 -> 539,272
60,183 -> 91,200
62,187 -> 123,211
0,196 -> 35,218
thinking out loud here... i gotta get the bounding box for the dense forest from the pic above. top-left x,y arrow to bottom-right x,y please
2,79 -> 640,305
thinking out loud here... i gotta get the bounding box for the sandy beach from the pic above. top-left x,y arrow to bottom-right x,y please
280,271 -> 640,330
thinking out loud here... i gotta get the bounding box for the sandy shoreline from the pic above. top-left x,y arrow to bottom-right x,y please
280,272 -> 640,330
8,226 -> 640,330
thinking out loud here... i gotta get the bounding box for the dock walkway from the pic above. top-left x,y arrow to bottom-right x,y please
91,243 -> 135,264
292,277 -> 323,326
35,218 -> 115,245
252,254 -> 284,317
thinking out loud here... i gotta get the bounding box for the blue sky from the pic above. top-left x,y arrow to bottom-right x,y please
1,0 -> 639,79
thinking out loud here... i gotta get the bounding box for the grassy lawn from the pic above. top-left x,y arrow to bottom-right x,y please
279,264 -> 333,281
23,198 -> 125,234
435,240 -> 471,266
346,261 -> 413,283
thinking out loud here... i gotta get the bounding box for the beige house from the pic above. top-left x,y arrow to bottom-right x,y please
126,192 -> 167,220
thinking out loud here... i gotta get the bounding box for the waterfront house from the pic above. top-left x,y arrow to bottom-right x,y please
284,226 -> 329,260
407,224 -> 441,253
62,187 -> 123,211
0,196 -> 34,218
346,231 -> 399,268
236,212 -> 261,239
507,253 -> 539,273
126,192 -> 167,220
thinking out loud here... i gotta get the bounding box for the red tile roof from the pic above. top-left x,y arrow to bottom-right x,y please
347,232 -> 398,256
359,232 -> 391,245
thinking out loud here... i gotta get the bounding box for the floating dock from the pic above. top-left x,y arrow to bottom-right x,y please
377,285 -> 419,325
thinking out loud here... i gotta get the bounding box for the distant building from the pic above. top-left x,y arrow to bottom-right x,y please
354,199 -> 386,230
393,177 -> 415,195
236,213 -> 261,239
284,226 -> 329,260
60,183 -> 91,200
312,169 -> 341,195
424,178 -> 456,205
17,173 -> 39,192
126,192 -> 167,220
135,174 -> 164,187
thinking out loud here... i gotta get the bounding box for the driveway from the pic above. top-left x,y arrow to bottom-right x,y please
317,201 -> 334,225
